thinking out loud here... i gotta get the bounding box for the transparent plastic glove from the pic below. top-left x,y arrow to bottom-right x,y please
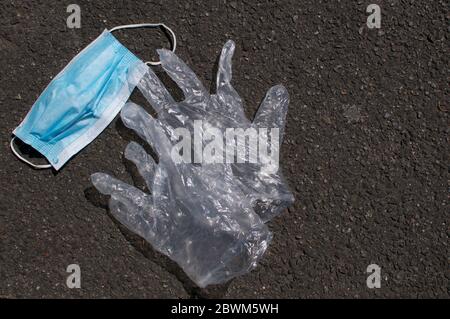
137,40 -> 294,222
91,102 -> 271,288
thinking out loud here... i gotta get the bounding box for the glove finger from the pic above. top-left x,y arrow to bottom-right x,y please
216,40 -> 235,91
157,48 -> 207,101
253,85 -> 289,142
121,102 -> 172,159
125,141 -> 157,191
91,172 -> 151,204
91,172 -> 158,242
215,40 -> 246,119
151,166 -> 173,211
109,193 -> 158,244
138,68 -> 175,113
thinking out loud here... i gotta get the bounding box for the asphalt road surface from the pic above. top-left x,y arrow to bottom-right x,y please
0,0 -> 448,298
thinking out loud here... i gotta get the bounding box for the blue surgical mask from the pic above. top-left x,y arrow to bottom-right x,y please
10,23 -> 176,170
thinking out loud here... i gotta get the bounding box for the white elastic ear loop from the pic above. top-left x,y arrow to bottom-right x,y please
10,137 -> 52,169
108,23 -> 177,66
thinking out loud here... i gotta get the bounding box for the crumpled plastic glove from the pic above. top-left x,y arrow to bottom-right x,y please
91,102 -> 271,288
137,40 -> 294,222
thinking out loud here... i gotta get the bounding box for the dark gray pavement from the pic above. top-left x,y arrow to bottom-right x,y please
0,0 -> 448,298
